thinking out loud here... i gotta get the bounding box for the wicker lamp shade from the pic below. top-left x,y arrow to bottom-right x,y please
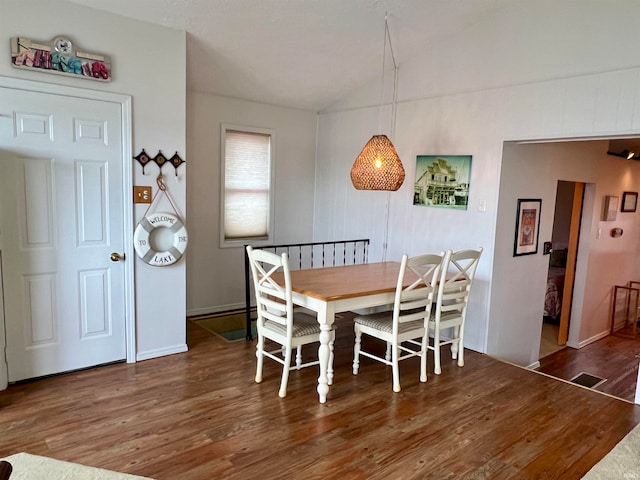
350,135 -> 405,191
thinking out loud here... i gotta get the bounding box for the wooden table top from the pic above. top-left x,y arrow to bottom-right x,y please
275,261 -> 403,302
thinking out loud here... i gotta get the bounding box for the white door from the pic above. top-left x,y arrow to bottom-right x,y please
0,86 -> 127,382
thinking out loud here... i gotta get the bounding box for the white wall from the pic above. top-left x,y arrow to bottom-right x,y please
316,92 -> 500,354
316,1 -> 640,366
0,0 -> 187,360
186,93 -> 317,315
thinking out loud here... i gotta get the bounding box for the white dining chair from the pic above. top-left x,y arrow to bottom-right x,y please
352,252 -> 444,392
429,248 -> 482,374
246,246 -> 334,398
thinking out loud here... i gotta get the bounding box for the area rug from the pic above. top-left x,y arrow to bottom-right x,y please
582,422 -> 640,479
192,309 -> 340,341
191,309 -> 256,341
0,453 -> 152,479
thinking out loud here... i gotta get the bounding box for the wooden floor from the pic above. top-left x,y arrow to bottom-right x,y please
1,315 -> 639,480
538,332 -> 640,403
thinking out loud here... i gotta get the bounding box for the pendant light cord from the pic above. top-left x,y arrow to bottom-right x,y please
381,14 -> 399,262
385,15 -> 398,70
377,16 -> 386,134
378,14 -> 398,134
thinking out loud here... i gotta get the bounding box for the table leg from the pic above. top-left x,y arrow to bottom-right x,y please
317,326 -> 331,403
327,331 -> 334,386
316,303 -> 335,404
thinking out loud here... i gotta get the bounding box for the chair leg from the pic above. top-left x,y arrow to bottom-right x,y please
433,330 -> 442,375
255,335 -> 264,383
451,326 -> 460,359
295,345 -> 302,367
279,345 -> 293,398
353,326 -> 362,375
385,342 -> 392,363
328,330 -> 335,386
457,327 -> 465,368
392,343 -> 401,392
420,333 -> 428,383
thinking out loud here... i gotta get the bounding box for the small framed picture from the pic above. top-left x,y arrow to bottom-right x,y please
513,199 -> 541,257
603,195 -> 619,221
621,191 -> 638,213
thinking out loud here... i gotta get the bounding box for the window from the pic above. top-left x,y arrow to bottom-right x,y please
221,124 -> 275,247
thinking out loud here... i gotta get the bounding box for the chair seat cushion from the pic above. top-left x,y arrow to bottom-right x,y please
429,310 -> 463,327
264,312 -> 321,337
354,311 -> 425,334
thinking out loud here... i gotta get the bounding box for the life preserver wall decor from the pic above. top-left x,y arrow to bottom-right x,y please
133,173 -> 188,267
134,212 -> 188,266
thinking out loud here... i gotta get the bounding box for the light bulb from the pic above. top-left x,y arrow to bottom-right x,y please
375,155 -> 382,169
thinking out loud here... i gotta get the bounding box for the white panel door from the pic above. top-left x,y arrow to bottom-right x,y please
0,87 -> 126,381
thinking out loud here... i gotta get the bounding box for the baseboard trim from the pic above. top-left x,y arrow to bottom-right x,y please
187,303 -> 245,318
567,329 -> 610,349
136,344 -> 188,361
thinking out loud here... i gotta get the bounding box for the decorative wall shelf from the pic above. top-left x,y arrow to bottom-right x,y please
10,35 -> 112,82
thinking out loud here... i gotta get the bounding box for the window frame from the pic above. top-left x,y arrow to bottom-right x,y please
220,123 -> 276,248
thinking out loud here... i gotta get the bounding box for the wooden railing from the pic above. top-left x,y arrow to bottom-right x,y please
244,239 -> 370,340
611,282 -> 640,338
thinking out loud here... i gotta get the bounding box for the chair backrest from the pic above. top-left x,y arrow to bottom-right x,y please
434,248 -> 483,324
392,252 -> 445,332
246,246 -> 293,333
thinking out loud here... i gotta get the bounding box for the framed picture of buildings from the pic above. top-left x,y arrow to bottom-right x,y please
413,155 -> 472,209
513,198 -> 541,256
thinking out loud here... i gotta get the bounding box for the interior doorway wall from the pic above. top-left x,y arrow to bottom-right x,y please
491,139 -> 638,369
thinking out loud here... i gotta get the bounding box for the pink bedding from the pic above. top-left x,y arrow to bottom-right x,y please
544,266 -> 565,320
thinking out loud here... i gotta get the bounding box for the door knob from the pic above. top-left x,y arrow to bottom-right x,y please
110,252 -> 125,262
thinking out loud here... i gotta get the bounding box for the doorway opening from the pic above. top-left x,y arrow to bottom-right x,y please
539,180 -> 584,359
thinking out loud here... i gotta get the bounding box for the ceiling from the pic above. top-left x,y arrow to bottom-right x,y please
67,0 -> 512,111
608,138 -> 640,160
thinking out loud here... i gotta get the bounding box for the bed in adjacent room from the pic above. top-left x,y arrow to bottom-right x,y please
544,249 -> 567,322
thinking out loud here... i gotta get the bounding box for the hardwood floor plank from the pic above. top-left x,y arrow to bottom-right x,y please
0,316 -> 638,479
538,333 -> 640,402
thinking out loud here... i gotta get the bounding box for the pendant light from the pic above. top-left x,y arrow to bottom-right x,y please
350,15 -> 405,191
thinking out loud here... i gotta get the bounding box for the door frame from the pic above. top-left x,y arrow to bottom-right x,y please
0,76 -> 135,390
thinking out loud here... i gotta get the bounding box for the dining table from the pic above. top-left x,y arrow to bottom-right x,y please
273,261 -> 405,403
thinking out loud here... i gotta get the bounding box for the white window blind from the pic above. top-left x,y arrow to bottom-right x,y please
223,128 -> 272,241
